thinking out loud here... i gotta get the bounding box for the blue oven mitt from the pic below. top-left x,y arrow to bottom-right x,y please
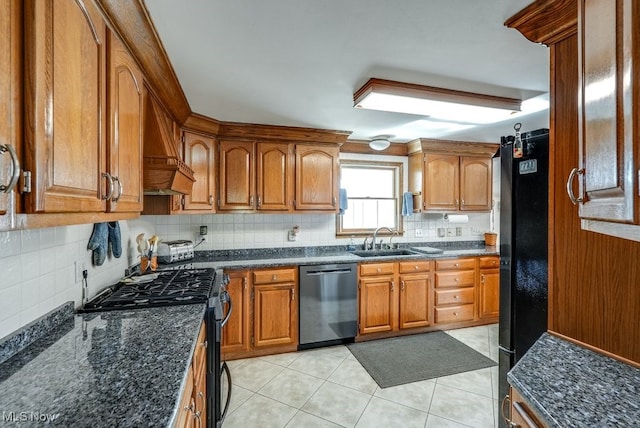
108,221 -> 122,258
88,222 -> 108,266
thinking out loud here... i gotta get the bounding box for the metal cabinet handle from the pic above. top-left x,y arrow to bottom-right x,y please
257,195 -> 262,207
390,281 -> 395,291
291,288 -> 295,301
455,199 -> 459,206
102,172 -> 115,200
0,144 -> 20,193
401,280 -> 405,291
332,196 -> 337,207
566,167 -> 584,205
481,274 -> 485,284
461,199 -> 465,206
501,394 -> 518,427
249,195 -> 254,207
208,195 -> 214,205
111,176 -> 123,202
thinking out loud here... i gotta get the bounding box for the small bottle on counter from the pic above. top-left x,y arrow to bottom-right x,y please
347,236 -> 357,251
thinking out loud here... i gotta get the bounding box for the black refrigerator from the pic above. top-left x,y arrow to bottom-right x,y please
498,128 -> 549,419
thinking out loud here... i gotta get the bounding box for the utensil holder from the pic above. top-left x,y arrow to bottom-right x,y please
484,232 -> 497,246
140,255 -> 158,272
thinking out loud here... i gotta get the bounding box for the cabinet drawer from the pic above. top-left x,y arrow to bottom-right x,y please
436,258 -> 476,270
435,287 -> 475,306
398,260 -> 431,273
253,268 -> 296,284
360,263 -> 395,276
435,270 -> 475,288
434,304 -> 474,323
479,256 -> 499,269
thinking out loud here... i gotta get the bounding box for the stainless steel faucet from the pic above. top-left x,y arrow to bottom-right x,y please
372,226 -> 395,250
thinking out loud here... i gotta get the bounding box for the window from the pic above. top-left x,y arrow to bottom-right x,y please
337,160 -> 403,236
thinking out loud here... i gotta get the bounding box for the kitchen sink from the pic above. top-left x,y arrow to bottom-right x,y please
351,249 -> 419,258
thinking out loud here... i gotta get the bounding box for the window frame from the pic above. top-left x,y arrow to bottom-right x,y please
336,159 -> 404,237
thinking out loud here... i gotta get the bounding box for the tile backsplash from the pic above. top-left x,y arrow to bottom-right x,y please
0,209 -> 496,341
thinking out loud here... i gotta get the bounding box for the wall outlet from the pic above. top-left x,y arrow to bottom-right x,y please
446,228 -> 453,237
456,227 -> 462,236
75,260 -> 87,283
415,229 -> 423,237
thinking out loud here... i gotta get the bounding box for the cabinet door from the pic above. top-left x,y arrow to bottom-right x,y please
478,268 -> 500,320
183,131 -> 216,212
221,271 -> 251,354
460,157 -> 492,211
0,0 -> 21,216
253,283 -> 297,348
218,139 -> 254,211
399,274 -> 431,329
256,142 -> 292,211
24,0 -> 107,213
423,154 -> 459,211
576,0 -> 635,223
358,276 -> 397,334
294,145 -> 339,211
107,31 -> 143,213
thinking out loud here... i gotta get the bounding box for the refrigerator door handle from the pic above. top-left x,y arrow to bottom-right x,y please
499,345 -> 516,355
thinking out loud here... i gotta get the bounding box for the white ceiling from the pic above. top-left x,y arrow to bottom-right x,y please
144,0 -> 549,144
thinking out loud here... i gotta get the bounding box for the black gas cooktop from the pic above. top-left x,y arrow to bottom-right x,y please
79,266 -> 217,312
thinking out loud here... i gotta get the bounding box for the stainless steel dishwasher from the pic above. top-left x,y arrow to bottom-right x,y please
299,263 -> 357,347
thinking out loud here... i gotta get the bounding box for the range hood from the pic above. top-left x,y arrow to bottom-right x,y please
143,93 -> 195,195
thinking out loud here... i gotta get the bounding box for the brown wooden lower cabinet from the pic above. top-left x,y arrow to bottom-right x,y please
434,258 -> 476,324
174,321 -> 206,428
478,256 -> 500,321
222,267 -> 299,360
358,261 -> 432,335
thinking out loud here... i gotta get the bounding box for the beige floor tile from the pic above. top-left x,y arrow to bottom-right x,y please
259,368 -> 324,408
445,325 -> 492,358
230,358 -> 285,392
302,344 -> 352,359
373,379 -> 436,412
288,352 -> 344,379
425,414 -> 472,427
491,366 -> 499,400
223,394 -> 297,428
224,384 -> 253,414
301,381 -> 371,427
327,358 -> 378,395
285,411 -> 342,428
436,367 -> 494,398
258,351 -> 302,367
355,396 -> 428,428
429,384 -> 495,428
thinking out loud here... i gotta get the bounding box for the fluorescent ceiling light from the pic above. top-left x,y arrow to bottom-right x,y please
354,78 -> 522,124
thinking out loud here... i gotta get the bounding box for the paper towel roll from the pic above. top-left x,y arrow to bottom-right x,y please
444,214 -> 469,224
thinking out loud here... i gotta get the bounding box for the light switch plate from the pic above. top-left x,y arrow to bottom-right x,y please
415,229 -> 423,237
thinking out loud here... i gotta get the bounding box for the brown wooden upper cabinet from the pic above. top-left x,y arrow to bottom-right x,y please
257,142 -> 293,211
106,31 -> 144,213
23,0 -> 143,214
294,144 -> 339,212
218,140 -> 339,213
218,139 -> 255,211
408,140 -> 497,213
570,0 -> 640,241
0,0 -> 21,216
183,131 -> 216,213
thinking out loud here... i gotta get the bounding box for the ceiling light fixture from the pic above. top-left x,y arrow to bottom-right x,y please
369,135 -> 392,151
354,78 -> 522,124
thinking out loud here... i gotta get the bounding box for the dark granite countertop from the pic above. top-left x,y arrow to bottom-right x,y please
0,304 -> 205,427
193,242 -> 498,270
508,332 -> 640,427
